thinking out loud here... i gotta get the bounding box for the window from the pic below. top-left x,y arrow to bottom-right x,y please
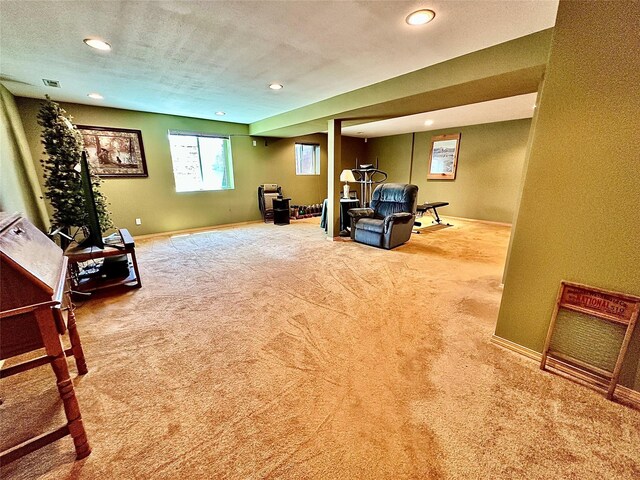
295,143 -> 320,175
168,132 -> 234,192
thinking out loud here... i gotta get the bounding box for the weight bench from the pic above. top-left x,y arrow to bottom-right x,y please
414,202 -> 451,232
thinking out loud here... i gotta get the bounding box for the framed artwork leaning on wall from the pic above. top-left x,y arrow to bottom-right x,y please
76,125 -> 148,177
428,133 -> 461,180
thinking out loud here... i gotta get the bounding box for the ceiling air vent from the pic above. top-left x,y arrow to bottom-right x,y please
42,79 -> 60,88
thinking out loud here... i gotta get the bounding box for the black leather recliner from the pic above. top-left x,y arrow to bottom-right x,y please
348,183 -> 419,249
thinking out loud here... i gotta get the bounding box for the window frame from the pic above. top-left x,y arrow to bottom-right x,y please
294,143 -> 321,176
168,130 -> 235,193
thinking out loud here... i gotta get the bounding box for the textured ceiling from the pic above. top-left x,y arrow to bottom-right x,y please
0,1 -> 558,126
342,93 -> 538,138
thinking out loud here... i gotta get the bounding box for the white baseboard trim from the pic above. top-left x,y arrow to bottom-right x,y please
136,214 -> 506,241
446,215 -> 512,227
491,334 -> 640,407
133,220 -> 263,241
491,334 -> 540,360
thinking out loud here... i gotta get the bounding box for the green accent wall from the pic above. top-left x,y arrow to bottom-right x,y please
340,135 -> 368,172
0,85 -> 48,229
496,1 -> 640,390
365,119 -> 532,224
15,98 -> 363,236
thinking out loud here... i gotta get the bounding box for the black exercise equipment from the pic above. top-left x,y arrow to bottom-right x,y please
258,184 -> 283,222
351,165 -> 388,207
414,202 -> 451,232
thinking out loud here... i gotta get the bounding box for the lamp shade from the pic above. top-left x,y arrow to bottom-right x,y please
340,169 -> 356,182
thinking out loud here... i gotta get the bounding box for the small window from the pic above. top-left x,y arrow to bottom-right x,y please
168,132 -> 235,192
295,143 -> 320,175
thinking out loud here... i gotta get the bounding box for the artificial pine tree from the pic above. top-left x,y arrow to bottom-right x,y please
37,96 -> 113,241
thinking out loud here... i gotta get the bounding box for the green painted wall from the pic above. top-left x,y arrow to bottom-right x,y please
340,136 -> 368,172
365,119 -> 531,224
495,1 -> 640,390
0,85 -> 48,229
16,98 -> 361,236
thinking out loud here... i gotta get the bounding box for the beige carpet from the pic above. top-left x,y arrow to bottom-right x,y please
1,218 -> 639,479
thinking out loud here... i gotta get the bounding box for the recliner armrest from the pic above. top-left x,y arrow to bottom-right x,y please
347,208 -> 374,220
384,212 -> 414,232
348,208 -> 374,240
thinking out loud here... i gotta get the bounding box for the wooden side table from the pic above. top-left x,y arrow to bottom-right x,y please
65,228 -> 142,294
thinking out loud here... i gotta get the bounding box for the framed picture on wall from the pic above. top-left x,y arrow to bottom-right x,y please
76,125 -> 148,177
427,133 -> 461,180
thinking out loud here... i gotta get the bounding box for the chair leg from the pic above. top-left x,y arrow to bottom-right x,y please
35,310 -> 91,460
66,303 -> 88,375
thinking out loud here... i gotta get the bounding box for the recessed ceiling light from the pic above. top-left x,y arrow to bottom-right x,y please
406,9 -> 436,26
83,38 -> 111,51
87,93 -> 104,99
424,119 -> 434,126
269,83 -> 283,90
215,111 -> 226,116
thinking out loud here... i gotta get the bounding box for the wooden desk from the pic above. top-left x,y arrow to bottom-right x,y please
65,228 -> 142,294
0,213 -> 91,464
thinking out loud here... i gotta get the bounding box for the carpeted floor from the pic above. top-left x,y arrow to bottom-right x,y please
1,218 -> 639,479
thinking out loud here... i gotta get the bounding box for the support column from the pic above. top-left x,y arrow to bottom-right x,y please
327,119 -> 342,238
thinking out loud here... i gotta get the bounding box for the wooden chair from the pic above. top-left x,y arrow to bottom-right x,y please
0,213 -> 91,464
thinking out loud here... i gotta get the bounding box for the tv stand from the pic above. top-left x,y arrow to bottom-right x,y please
65,229 -> 142,295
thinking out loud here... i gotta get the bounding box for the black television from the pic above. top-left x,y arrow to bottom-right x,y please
77,150 -> 104,249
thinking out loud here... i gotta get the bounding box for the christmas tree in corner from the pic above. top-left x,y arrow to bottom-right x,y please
37,95 -> 113,241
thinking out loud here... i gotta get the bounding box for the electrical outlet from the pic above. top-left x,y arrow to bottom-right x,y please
252,140 -> 257,147
135,218 -> 142,225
